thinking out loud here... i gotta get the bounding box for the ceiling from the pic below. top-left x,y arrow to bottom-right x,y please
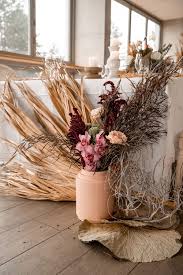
127,0 -> 183,21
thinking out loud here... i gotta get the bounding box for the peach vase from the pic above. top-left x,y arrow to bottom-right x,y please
76,169 -> 114,222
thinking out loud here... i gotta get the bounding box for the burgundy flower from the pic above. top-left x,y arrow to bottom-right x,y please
98,81 -> 127,132
67,108 -> 86,145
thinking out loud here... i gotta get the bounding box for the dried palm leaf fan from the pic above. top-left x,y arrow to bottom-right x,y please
0,60 -> 93,200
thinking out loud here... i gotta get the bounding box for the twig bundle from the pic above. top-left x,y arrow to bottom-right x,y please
105,59 -> 183,222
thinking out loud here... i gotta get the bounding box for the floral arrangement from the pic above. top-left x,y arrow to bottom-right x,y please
67,81 -> 127,172
127,38 -> 172,73
134,38 -> 153,57
127,38 -> 152,72
19,58 -> 182,222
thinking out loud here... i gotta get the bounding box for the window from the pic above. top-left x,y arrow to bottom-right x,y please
147,20 -> 160,51
110,1 -> 161,67
111,1 -> 129,68
111,1 -> 129,47
0,0 -> 29,55
36,0 -> 70,60
130,11 -> 146,43
0,0 -> 72,64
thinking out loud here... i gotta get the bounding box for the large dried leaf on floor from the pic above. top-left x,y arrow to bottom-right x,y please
78,220 -> 182,262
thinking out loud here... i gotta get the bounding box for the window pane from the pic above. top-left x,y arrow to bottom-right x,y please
0,0 -> 29,54
36,0 -> 70,60
130,11 -> 146,43
111,0 -> 129,69
147,20 -> 160,50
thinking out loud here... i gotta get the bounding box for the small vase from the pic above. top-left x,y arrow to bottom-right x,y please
135,53 -> 142,74
135,53 -> 150,74
76,169 -> 114,222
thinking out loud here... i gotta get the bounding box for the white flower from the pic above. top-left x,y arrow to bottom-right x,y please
151,51 -> 162,61
91,106 -> 104,120
106,131 -> 127,145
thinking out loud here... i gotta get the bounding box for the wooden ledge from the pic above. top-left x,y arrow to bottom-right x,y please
0,51 -> 44,66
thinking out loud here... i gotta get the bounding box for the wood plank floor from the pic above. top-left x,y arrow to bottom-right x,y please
0,196 -> 182,275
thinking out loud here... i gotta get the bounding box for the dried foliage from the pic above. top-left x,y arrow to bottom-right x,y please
68,108 -> 86,145
0,60 -> 93,200
98,81 -> 127,133
116,60 -> 178,148
105,59 -> 183,222
176,33 -> 183,66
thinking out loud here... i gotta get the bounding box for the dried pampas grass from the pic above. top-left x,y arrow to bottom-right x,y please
0,61 -> 92,200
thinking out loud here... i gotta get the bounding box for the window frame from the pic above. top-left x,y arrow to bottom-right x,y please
0,0 -> 74,66
105,0 -> 162,63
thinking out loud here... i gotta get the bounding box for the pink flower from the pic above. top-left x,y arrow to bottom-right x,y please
81,145 -> 100,164
75,131 -> 107,171
106,131 -> 127,145
95,131 -> 107,155
96,131 -> 106,146
76,131 -> 91,152
81,145 -> 100,172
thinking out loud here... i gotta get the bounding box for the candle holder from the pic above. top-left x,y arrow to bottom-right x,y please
78,67 -> 102,79
104,37 -> 121,78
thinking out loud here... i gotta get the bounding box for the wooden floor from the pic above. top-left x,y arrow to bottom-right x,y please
0,196 -> 182,275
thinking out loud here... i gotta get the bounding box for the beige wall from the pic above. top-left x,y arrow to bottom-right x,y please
162,18 -> 183,57
74,0 -> 106,66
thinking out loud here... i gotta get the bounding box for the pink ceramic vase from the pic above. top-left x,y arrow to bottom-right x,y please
76,169 -> 114,222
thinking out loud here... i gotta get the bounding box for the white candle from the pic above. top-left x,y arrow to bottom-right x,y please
88,56 -> 98,67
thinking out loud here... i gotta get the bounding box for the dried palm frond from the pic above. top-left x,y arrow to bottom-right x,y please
42,60 -> 92,125
0,60 -> 92,200
0,162 -> 78,201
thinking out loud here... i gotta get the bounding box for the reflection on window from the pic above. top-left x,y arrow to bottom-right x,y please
36,0 -> 70,60
130,11 -> 146,43
111,0 -> 129,68
0,0 -> 29,54
147,20 -> 160,50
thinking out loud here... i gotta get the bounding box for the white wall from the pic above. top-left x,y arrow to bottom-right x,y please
74,0 -> 106,66
162,18 -> 183,57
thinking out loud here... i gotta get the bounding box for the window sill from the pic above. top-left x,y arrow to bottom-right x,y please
0,51 -> 44,67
